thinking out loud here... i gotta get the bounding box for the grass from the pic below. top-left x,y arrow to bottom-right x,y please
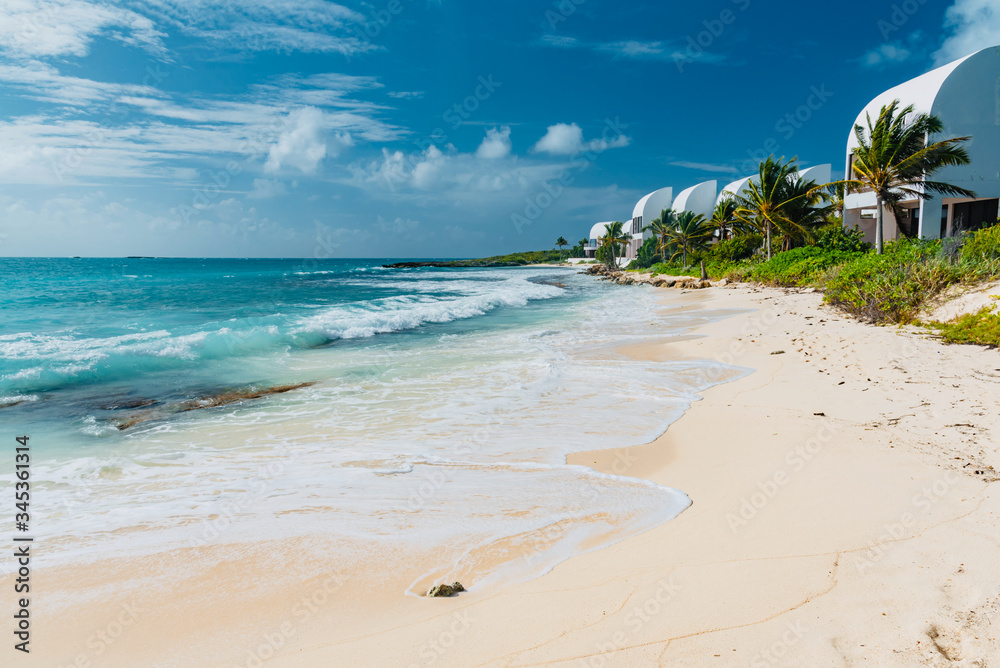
926,307 -> 1000,347
823,240 -> 966,323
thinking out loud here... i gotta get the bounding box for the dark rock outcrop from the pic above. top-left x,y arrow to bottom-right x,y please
113,382 -> 317,431
582,264 -> 715,290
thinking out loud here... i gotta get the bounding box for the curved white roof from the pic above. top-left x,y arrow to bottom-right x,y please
673,180 -> 718,218
717,175 -> 758,206
632,187 -> 673,220
589,221 -> 613,240
847,48 -> 984,150
796,164 -> 831,185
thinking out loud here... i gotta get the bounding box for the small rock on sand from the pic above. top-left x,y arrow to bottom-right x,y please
427,582 -> 465,597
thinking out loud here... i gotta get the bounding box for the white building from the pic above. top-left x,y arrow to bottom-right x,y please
584,221 -> 613,258
844,45 -> 1000,241
717,175 -> 759,208
797,164 -> 832,186
628,187 -> 673,259
672,180 -> 718,219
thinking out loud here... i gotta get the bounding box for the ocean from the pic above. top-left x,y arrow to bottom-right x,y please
0,258 -> 743,591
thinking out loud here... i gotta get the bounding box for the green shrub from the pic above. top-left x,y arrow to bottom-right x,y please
960,224 -> 1000,264
824,240 -> 963,323
629,237 -> 660,270
815,225 -> 871,253
746,246 -> 862,287
717,260 -> 758,282
927,306 -> 1000,347
648,262 -> 700,278
710,234 -> 763,262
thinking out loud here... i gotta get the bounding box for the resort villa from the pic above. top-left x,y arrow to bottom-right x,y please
584,45 -> 1000,261
584,222 -> 613,258
589,165 -> 832,262
844,46 -> 1000,242
627,187 -> 673,259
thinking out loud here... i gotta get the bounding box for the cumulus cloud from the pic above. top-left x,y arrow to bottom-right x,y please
265,107 -> 353,174
475,126 -> 512,159
531,123 -> 630,156
934,0 -> 1000,65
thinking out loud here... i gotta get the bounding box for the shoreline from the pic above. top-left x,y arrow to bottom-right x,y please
277,283 -> 999,666
14,282 -> 1000,666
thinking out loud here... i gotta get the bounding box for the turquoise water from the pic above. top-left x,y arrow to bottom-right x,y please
1,258 -> 568,441
0,258 -> 743,589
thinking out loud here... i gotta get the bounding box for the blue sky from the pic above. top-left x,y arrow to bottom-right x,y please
0,0 -> 996,258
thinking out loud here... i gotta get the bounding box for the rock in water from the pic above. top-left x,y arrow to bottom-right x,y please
427,582 -> 466,597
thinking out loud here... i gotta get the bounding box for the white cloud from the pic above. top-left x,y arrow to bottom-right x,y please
350,144 -> 569,196
265,107 -> 338,174
859,42 -> 912,68
0,68 -> 401,185
599,40 -> 665,58
0,0 -> 167,59
377,216 -> 420,234
0,0 -> 381,62
0,60 -> 163,105
121,0 -> 373,56
539,33 -> 727,64
531,123 -> 630,156
538,34 -> 579,48
532,123 -> 584,155
669,161 -> 738,174
387,91 -> 425,99
475,126 -> 512,160
248,178 -> 288,199
934,0 -> 1000,65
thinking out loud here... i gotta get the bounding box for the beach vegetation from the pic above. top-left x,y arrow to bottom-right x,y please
710,234 -> 763,262
600,220 -> 630,269
711,196 -> 741,240
927,306 -> 1000,347
660,211 -> 715,270
555,236 -> 569,260
645,209 -> 679,263
745,246 -> 864,287
630,236 -> 660,270
824,239 -> 965,323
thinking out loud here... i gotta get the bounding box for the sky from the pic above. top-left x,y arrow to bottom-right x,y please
0,0 -> 996,258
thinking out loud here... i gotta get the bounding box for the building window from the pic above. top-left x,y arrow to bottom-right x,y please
952,199 -> 1000,233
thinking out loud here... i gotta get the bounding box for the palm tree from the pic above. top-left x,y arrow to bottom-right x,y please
776,173 -> 837,250
644,209 -> 678,262
732,156 -> 834,260
710,197 -> 738,240
555,236 -> 568,261
662,211 -> 715,270
836,100 -> 974,254
600,221 -> 629,269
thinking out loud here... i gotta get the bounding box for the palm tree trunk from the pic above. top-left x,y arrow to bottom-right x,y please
700,259 -> 707,281
875,195 -> 884,255
766,221 -> 772,261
